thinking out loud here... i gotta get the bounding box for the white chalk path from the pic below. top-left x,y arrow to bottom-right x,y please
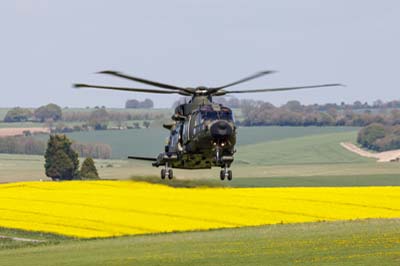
341,142 -> 400,162
0,235 -> 44,243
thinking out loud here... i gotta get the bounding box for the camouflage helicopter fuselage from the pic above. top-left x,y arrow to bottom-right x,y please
154,95 -> 236,170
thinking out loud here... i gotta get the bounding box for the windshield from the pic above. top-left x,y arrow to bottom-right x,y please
201,111 -> 233,121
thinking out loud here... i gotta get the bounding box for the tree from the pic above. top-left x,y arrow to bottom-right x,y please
357,123 -> 386,149
34,103 -> 62,122
80,157 -> 99,179
4,107 -> 33,122
283,100 -> 303,112
143,121 -> 151,128
125,99 -> 140,109
44,135 -> 79,180
140,98 -> 154,108
126,99 -> 154,109
88,108 -> 109,130
132,122 -> 140,129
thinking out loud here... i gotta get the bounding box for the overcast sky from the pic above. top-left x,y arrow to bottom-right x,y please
1,0 -> 399,108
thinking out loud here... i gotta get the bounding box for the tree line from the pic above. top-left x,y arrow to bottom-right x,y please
4,104 -> 164,132
239,100 -> 400,127
4,104 -> 62,123
0,136 -> 112,159
6,98 -> 400,130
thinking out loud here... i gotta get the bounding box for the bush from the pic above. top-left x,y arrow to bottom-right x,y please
80,157 -> 99,180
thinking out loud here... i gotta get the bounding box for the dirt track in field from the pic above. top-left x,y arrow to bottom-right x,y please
0,128 -> 49,137
341,142 -> 400,162
0,235 -> 44,243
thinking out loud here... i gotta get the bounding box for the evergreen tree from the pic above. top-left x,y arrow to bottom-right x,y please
44,135 -> 79,180
80,157 -> 99,180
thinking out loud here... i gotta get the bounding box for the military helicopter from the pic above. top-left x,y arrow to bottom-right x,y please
74,71 -> 341,180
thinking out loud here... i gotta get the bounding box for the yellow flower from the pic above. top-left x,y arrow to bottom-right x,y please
0,181 -> 399,238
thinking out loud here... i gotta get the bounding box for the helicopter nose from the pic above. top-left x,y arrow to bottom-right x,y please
210,121 -> 233,139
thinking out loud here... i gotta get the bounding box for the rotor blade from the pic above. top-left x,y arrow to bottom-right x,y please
128,156 -> 157,161
218,83 -> 343,95
74,83 -> 191,95
210,70 -> 277,91
98,70 -> 193,93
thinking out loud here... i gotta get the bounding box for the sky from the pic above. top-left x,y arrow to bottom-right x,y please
1,0 -> 399,108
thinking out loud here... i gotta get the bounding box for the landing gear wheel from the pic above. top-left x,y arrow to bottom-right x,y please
227,170 -> 233,181
220,170 -> 225,181
168,169 -> 173,180
161,169 -> 166,180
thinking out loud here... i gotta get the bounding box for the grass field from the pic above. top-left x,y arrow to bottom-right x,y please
236,130 -> 369,165
34,126 -> 358,159
0,154 -> 153,183
0,219 -> 399,266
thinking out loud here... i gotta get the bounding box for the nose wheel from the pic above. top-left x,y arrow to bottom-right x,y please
220,167 -> 232,181
161,164 -> 173,180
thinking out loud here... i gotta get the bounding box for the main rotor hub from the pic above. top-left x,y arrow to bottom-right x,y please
195,86 -> 209,95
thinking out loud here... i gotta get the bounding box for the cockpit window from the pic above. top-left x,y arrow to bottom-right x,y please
219,111 -> 234,121
201,111 -> 233,121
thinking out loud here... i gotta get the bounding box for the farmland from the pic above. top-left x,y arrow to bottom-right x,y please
27,125 -> 360,163
1,126 -> 400,265
1,181 -> 400,238
2,126 -> 400,183
0,218 -> 399,265
61,126 -> 357,159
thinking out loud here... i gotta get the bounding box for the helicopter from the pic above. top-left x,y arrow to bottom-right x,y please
74,71 -> 342,180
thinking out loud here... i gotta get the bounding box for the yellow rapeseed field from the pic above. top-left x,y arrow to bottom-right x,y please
0,181 -> 399,238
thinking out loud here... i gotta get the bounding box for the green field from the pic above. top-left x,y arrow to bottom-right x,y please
236,130 -> 369,165
0,219 -> 399,266
3,127 -> 400,183
229,174 -> 400,187
42,126 -> 358,159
